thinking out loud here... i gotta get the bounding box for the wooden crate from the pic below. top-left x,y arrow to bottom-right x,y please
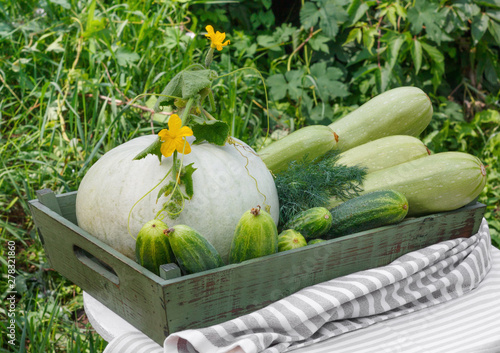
29,189 -> 486,345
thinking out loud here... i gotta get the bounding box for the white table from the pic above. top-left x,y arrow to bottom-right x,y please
85,247 -> 500,353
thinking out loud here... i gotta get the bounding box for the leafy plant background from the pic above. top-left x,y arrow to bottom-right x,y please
1,0 -> 499,351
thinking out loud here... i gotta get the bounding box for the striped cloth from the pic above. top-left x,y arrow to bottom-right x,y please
102,219 -> 497,353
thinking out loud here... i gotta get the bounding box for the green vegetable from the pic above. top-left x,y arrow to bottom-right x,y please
285,207 -> 333,241
135,219 -> 176,276
329,87 -> 433,151
165,224 -> 224,274
258,125 -> 339,174
327,190 -> 409,238
330,152 -> 487,216
278,229 -> 307,252
229,206 -> 278,264
308,239 -> 326,245
274,150 -> 366,226
337,135 -> 430,173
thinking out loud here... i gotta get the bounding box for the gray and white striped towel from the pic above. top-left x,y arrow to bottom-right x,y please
164,219 -> 492,353
102,219 -> 494,353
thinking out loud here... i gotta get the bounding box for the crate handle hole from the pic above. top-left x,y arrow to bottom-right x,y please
74,246 -> 120,286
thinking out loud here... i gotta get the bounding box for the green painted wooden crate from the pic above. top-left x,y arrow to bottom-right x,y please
28,189 -> 486,345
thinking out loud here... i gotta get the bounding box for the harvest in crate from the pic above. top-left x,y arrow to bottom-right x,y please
75,26 -> 488,277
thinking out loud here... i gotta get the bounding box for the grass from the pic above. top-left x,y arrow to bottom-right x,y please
1,0 -> 499,352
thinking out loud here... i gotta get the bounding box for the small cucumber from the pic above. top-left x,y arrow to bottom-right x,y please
327,190 -> 409,238
328,87 -> 432,151
135,219 -> 175,276
333,151 -> 487,216
285,207 -> 333,241
165,225 -> 224,274
278,229 -> 307,252
308,239 -> 326,245
337,135 -> 430,173
229,206 -> 278,264
258,125 -> 339,174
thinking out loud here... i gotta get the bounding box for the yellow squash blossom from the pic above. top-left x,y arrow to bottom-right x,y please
205,25 -> 230,51
158,114 -> 193,157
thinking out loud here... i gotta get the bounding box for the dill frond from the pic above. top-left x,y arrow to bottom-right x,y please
275,150 -> 366,227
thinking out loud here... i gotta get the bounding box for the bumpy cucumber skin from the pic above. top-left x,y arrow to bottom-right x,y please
135,220 -> 175,276
166,224 -> 224,274
328,87 -> 432,151
308,239 -> 326,245
278,229 -> 307,252
327,190 -> 409,238
338,135 -> 430,173
258,125 -> 338,174
285,207 -> 333,241
229,208 -> 278,264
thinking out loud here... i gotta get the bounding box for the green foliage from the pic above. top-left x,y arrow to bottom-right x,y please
274,151 -> 366,226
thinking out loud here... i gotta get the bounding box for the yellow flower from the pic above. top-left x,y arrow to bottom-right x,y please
158,114 -> 193,157
205,25 -> 230,51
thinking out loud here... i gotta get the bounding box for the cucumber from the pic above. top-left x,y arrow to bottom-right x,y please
308,238 -> 326,245
327,190 -> 409,238
278,229 -> 307,252
165,225 -> 224,274
337,135 -> 430,173
135,219 -> 175,276
329,87 -> 432,151
329,152 -> 487,216
229,206 -> 278,264
285,207 -> 332,241
258,125 -> 338,174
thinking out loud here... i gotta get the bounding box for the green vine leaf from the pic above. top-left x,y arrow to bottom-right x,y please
192,120 -> 230,146
133,137 -> 162,163
154,69 -> 218,112
300,0 -> 349,39
267,69 -> 305,101
180,163 -> 197,199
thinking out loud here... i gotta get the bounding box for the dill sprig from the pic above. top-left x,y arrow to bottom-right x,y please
275,150 -> 366,227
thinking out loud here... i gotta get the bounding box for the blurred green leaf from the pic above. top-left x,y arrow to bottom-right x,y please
472,13 -> 490,45
411,38 -> 423,74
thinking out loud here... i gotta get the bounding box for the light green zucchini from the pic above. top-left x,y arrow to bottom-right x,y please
337,135 -> 430,173
329,152 -> 487,216
258,125 -> 338,174
328,87 -> 433,151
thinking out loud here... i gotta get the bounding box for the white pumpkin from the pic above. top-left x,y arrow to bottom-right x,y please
75,135 -> 279,262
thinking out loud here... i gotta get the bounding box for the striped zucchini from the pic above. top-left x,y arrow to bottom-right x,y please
135,219 -> 175,276
329,152 -> 487,216
327,190 -> 409,238
328,87 -> 433,151
258,125 -> 338,174
337,135 -> 431,173
165,225 -> 224,274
